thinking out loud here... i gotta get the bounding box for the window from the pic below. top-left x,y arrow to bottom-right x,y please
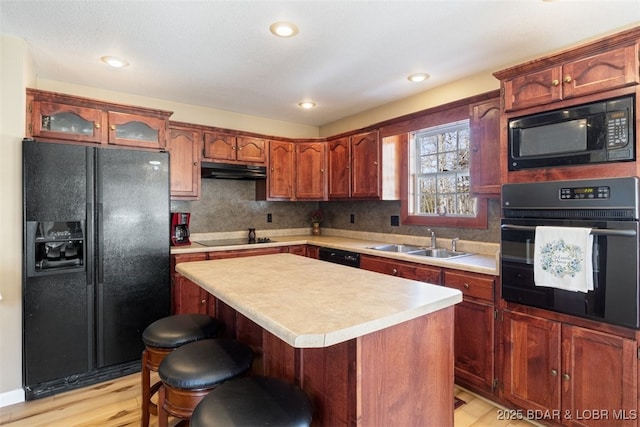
397,103 -> 488,229
409,119 -> 476,217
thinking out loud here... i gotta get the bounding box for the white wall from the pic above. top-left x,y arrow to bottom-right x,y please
0,35 -> 34,404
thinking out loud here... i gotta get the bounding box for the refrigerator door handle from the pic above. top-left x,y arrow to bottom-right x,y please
96,202 -> 104,285
86,203 -> 94,286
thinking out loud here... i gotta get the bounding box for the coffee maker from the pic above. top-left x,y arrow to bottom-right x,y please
170,212 -> 190,246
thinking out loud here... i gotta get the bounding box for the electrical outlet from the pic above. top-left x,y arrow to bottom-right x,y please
350,213 -> 355,224
390,215 -> 400,226
267,213 -> 272,223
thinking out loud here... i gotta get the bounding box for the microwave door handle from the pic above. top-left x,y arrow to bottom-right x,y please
500,224 -> 637,237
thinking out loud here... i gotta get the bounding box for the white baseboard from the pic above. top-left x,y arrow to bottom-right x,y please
0,388 -> 25,408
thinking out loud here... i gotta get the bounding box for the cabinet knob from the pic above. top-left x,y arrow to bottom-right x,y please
193,161 -> 198,166
564,75 -> 573,84
392,268 -> 398,275
551,369 -> 558,376
110,125 -> 116,131
562,373 -> 571,381
374,161 -> 378,165
95,123 -> 101,129
551,79 -> 560,87
201,299 -> 206,304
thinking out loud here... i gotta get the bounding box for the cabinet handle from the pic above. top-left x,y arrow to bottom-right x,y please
551,79 -> 560,87
463,283 -> 470,289
562,373 -> 570,381
551,369 -> 558,376
564,75 -> 572,84
95,123 -> 101,129
110,125 -> 116,131
392,268 -> 398,275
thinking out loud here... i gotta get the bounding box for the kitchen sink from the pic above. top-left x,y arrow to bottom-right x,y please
368,244 -> 424,253
407,248 -> 472,259
369,244 -> 473,259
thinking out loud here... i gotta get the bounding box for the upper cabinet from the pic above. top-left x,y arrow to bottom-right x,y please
469,97 -> 501,197
167,122 -> 201,200
501,44 -> 639,112
328,130 -> 394,200
495,29 -> 640,113
203,131 -> 266,165
26,89 -> 172,149
257,140 -> 327,201
295,141 -> 327,200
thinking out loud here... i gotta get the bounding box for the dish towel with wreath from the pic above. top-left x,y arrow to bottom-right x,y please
534,226 -> 594,293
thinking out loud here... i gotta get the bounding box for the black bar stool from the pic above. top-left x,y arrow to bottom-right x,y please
157,338 -> 254,427
141,313 -> 222,427
190,376 -> 313,427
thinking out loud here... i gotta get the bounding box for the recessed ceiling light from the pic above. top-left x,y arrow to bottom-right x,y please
298,101 -> 317,109
101,56 -> 129,68
407,73 -> 429,83
270,21 -> 299,38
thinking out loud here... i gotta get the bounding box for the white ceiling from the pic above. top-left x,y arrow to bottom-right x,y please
1,1 -> 639,127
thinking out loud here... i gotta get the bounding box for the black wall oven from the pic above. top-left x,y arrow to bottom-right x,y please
501,177 -> 640,329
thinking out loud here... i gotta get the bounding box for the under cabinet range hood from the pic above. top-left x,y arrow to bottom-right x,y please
200,162 -> 267,180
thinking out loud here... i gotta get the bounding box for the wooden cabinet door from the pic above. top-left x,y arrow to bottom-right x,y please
203,131 -> 236,161
562,44 -> 640,100
236,136 -> 266,164
328,137 -> 351,199
267,140 -> 294,199
454,300 -> 494,392
107,111 -> 166,149
350,131 -> 380,199
168,124 -> 200,200
470,98 -> 501,197
295,142 -> 326,200
503,66 -> 563,112
173,275 -> 209,314
502,310 -> 562,414
30,101 -> 104,143
561,325 -> 638,427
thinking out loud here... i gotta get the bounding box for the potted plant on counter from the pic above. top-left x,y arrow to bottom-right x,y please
309,209 -> 324,236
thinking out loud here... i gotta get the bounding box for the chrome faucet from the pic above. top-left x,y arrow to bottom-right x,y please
451,237 -> 460,252
426,228 -> 436,248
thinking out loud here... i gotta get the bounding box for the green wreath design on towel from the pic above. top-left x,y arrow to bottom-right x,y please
539,239 -> 583,278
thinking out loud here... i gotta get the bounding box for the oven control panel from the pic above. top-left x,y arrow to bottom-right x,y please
560,185 -> 610,200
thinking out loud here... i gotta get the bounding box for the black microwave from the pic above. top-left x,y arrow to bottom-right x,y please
508,95 -> 635,170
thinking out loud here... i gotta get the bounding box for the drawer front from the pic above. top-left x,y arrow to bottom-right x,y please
444,270 -> 494,302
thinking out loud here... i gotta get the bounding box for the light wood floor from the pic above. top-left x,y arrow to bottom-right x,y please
0,373 -> 540,427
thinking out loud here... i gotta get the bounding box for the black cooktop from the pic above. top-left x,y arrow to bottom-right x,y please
195,237 -> 275,247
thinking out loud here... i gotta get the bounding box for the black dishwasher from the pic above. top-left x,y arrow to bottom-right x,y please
318,247 -> 361,268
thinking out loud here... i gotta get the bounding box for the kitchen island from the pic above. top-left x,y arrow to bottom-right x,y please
176,253 -> 462,426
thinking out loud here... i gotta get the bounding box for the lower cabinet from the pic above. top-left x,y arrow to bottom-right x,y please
443,270 -> 496,395
502,309 -> 638,427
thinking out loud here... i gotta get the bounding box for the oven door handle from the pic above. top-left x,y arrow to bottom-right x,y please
501,224 -> 637,237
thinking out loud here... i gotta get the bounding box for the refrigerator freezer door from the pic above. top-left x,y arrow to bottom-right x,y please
22,140 -> 93,386
96,148 -> 170,367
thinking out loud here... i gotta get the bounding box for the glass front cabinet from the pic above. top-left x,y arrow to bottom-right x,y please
27,89 -> 171,149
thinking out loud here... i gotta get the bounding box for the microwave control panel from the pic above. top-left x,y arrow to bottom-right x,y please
606,110 -> 629,148
560,185 -> 611,200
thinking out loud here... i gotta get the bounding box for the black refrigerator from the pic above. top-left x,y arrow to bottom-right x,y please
22,138 -> 171,400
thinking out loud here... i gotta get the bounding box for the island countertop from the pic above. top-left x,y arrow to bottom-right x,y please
175,253 -> 462,348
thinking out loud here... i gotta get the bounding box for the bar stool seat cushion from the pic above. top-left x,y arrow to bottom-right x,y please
159,339 -> 253,390
142,314 -> 221,349
190,376 -> 313,427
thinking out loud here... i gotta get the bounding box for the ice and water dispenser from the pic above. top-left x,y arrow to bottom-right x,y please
26,220 -> 85,276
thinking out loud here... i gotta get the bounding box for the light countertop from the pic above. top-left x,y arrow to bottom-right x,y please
171,228 -> 500,276
176,253 -> 462,348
